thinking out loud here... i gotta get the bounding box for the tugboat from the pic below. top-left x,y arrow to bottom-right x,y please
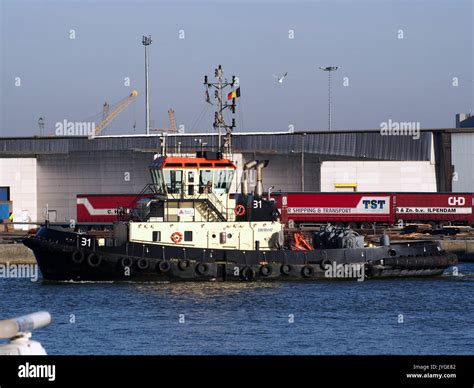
23,66 -> 457,282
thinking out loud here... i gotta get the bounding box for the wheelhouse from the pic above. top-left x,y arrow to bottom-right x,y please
147,153 -> 237,222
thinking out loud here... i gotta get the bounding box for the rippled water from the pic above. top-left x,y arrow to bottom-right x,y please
1,263 -> 473,355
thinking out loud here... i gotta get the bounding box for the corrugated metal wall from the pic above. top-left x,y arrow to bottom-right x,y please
451,133 -> 474,192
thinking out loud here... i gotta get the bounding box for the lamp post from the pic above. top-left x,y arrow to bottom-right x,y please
319,66 -> 339,131
142,35 -> 152,135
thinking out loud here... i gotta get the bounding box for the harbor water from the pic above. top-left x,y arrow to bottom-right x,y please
1,263 -> 473,355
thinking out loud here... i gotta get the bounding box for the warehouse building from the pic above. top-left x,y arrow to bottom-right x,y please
0,127 -> 473,224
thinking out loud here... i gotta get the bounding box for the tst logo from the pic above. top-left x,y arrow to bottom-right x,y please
362,199 -> 386,209
448,196 -> 465,206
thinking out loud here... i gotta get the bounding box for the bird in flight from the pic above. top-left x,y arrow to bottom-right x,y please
273,72 -> 288,84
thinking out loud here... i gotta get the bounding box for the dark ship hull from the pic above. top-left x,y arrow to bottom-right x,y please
23,226 -> 457,282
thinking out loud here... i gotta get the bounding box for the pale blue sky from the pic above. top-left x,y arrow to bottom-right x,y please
0,0 -> 472,137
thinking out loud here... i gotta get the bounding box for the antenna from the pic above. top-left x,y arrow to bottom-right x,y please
203,65 -> 238,154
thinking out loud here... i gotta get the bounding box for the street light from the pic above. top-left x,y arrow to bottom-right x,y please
142,35 -> 152,135
319,66 -> 339,131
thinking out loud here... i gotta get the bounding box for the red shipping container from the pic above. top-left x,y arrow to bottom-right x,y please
273,193 -> 394,224
394,193 -> 474,225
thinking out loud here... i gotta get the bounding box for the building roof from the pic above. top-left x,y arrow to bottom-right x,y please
0,127 -> 471,161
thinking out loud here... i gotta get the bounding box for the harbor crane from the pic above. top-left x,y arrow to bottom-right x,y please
89,90 -> 138,138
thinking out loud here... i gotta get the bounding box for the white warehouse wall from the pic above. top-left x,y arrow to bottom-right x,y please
451,133 -> 474,192
0,158 -> 38,223
321,161 -> 437,192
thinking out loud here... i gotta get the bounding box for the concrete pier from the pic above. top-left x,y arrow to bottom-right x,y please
0,244 -> 35,264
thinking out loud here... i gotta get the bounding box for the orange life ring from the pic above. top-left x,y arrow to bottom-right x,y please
171,232 -> 183,244
234,204 -> 246,217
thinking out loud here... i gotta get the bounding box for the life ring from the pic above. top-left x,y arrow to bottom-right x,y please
195,263 -> 209,276
86,253 -> 102,268
234,204 -> 246,217
137,258 -> 149,270
171,232 -> 183,244
260,265 -> 272,277
301,265 -> 314,278
157,260 -> 171,273
71,250 -> 85,264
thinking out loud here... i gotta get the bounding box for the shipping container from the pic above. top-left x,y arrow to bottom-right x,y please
272,192 -> 394,227
394,193 -> 473,226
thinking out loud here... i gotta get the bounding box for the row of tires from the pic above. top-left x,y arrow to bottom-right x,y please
70,249 -> 324,280
71,249 -> 214,275
239,264 -> 315,281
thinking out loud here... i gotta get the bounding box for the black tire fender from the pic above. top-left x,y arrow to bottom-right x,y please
301,265 -> 314,278
178,260 -> 191,271
86,253 -> 102,268
71,250 -> 85,264
259,265 -> 272,277
240,266 -> 255,281
320,258 -> 331,270
120,257 -> 134,268
157,260 -> 171,273
137,258 -> 149,270
195,262 -> 209,276
280,264 -> 292,276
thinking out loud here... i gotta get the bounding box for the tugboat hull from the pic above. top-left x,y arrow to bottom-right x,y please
23,227 -> 457,282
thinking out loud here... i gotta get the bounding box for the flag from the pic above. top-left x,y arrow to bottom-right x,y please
227,87 -> 240,101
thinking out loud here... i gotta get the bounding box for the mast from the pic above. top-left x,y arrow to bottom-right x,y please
204,65 -> 238,154
142,35 -> 152,135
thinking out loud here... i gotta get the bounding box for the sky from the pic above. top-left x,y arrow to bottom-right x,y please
0,0 -> 472,137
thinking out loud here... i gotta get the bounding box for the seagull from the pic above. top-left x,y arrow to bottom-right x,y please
273,72 -> 288,84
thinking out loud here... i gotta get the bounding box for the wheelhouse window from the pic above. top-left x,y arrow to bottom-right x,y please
163,170 -> 183,194
150,169 -> 166,193
214,170 -> 234,193
199,170 -> 213,193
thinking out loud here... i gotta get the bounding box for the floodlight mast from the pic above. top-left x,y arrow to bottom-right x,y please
319,66 -> 339,131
